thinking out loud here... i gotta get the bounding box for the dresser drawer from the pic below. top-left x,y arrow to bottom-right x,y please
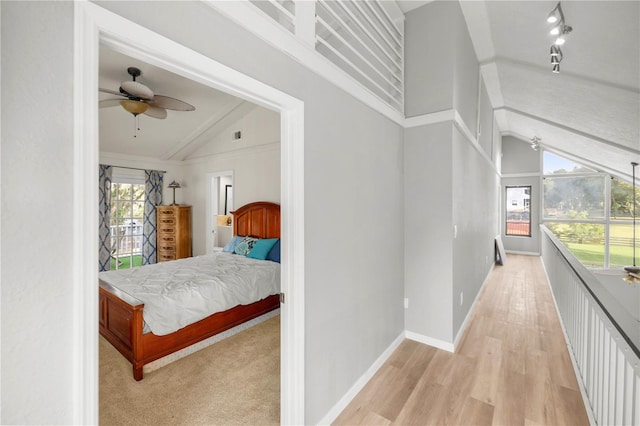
158,250 -> 176,262
158,225 -> 175,234
158,242 -> 176,251
158,216 -> 176,225
159,235 -> 176,243
157,207 -> 176,216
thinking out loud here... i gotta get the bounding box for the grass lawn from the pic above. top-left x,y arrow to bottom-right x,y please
110,254 -> 142,270
551,222 -> 636,268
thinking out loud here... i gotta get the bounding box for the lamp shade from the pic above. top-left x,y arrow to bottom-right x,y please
168,180 -> 181,189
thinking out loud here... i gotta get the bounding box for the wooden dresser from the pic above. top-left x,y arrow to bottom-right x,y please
156,205 -> 192,262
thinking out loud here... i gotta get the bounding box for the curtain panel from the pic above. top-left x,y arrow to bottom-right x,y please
98,164 -> 112,272
143,170 -> 163,265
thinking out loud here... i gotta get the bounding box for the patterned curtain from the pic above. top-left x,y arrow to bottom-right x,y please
98,165 -> 113,272
143,170 -> 163,265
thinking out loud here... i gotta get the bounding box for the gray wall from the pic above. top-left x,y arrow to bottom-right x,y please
451,127 -> 499,336
404,123 -> 454,341
1,2 -> 77,422
404,1 -> 455,117
501,136 -> 541,254
1,1 -> 404,423
403,1 -> 500,344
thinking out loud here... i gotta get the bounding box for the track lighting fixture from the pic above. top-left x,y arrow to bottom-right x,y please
546,3 -> 561,23
531,136 -> 541,151
546,2 -> 572,73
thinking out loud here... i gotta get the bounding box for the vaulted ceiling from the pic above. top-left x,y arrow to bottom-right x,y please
99,47 -> 255,161
459,0 -> 639,180
99,1 -> 639,181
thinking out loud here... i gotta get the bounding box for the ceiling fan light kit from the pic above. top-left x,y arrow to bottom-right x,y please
99,66 -> 196,138
546,2 -> 572,73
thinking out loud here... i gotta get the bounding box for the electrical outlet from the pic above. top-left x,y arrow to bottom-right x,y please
404,298 -> 409,309
460,292 -> 464,306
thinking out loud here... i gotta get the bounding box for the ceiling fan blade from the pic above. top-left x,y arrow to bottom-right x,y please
99,88 -> 126,97
121,80 -> 154,100
143,105 -> 168,119
99,99 -> 123,108
150,95 -> 195,111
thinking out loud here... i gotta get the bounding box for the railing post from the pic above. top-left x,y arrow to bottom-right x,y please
295,1 -> 316,48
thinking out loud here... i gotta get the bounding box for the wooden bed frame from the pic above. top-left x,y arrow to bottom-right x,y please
99,201 -> 281,381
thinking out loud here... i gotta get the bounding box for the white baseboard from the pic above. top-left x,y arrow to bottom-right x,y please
317,331 -> 405,425
505,250 -> 540,256
404,331 -> 454,353
453,263 -> 494,350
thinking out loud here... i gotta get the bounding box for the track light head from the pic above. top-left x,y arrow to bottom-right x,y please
550,45 -> 561,57
552,63 -> 561,73
547,3 -> 561,23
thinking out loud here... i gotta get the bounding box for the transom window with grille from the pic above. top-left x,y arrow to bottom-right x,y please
110,180 -> 145,270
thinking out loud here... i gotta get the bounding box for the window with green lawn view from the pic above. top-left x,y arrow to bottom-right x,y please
110,182 -> 145,270
543,151 -> 637,269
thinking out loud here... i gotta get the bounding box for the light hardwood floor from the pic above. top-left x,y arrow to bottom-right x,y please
334,255 -> 590,425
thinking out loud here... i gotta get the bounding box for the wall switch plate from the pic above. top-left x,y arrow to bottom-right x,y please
460,292 -> 464,306
453,225 -> 457,239
404,298 -> 409,309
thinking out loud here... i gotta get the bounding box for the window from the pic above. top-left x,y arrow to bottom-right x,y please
506,186 -> 531,237
543,151 -> 637,269
110,181 -> 145,270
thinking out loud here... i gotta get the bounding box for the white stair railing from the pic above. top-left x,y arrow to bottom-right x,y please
541,226 -> 640,425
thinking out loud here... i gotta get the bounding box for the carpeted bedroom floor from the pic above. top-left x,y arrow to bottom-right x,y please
99,315 -> 280,425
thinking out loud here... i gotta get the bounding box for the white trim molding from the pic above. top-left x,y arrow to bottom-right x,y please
404,109 -> 500,176
316,332 -> 405,425
74,3 -> 305,424
453,263 -> 494,349
405,331 -> 455,353
201,0 -> 404,126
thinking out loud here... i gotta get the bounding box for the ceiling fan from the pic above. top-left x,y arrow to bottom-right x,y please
99,67 -> 195,136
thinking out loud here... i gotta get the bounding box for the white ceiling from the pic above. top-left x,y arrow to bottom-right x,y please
99,48 -> 252,161
99,1 -> 640,180
459,0 -> 639,180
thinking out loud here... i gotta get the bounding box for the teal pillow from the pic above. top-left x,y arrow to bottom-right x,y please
246,238 -> 279,260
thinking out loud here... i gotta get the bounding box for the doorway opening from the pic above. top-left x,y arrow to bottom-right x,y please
208,171 -> 234,252
74,3 -> 305,424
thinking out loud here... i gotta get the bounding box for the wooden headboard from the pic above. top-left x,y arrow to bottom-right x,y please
231,202 -> 280,239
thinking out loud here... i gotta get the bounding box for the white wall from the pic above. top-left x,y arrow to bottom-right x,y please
183,106 -> 280,255
2,1 -> 405,423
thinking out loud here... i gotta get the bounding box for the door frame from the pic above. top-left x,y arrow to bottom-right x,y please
73,3 -> 305,424
206,171 -> 234,252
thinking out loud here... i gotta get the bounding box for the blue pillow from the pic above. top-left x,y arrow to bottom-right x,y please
247,238 -> 279,260
222,236 -> 244,253
266,239 -> 280,263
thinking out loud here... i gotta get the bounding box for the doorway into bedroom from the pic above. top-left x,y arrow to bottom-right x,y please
97,45 -> 285,423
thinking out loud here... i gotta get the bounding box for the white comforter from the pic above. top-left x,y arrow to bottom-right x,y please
99,252 -> 280,336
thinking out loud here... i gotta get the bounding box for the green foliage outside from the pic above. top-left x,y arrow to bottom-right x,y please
547,221 -> 635,268
110,255 -> 142,270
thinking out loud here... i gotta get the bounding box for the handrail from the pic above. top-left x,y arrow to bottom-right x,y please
541,225 -> 639,359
